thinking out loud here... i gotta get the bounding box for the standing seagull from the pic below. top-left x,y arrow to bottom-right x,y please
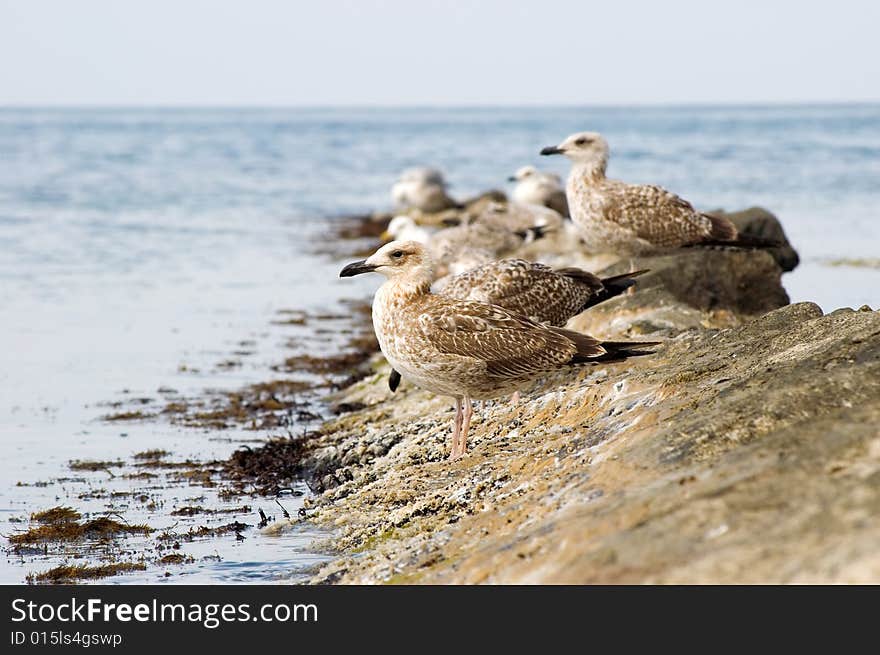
426,217 -> 544,276
388,260 -> 647,393
540,132 -> 776,255
509,166 -> 570,217
340,241 -> 657,459
391,167 -> 459,213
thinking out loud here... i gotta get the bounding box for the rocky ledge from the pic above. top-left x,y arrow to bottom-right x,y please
286,207 -> 879,584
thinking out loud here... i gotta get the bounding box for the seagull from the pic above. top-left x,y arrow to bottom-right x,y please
391,167 -> 458,213
399,167 -> 446,186
340,240 -> 658,459
540,131 -> 777,255
426,217 -> 541,276
441,259 -> 646,326
509,166 -> 569,217
472,201 -> 563,237
381,215 -> 434,244
388,260 -> 646,393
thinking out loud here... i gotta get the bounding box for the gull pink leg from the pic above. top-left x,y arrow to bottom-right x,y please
450,397 -> 464,459
458,396 -> 473,456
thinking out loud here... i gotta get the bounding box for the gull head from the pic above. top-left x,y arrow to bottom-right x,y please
508,165 -> 538,182
381,215 -> 417,241
540,131 -> 609,170
339,240 -> 434,281
398,167 -> 446,186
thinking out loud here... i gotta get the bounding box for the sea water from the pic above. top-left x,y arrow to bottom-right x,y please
1,106 -> 878,582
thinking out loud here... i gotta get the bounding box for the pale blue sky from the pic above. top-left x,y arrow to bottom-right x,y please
1,0 -> 878,106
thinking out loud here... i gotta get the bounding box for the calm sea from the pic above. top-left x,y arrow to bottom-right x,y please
1,106 -> 878,582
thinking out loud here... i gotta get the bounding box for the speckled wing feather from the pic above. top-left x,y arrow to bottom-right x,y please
601,182 -> 724,248
417,299 -> 605,378
441,259 -> 603,326
427,222 -> 522,265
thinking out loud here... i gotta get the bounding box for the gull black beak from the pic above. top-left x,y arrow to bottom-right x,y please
507,176 -> 517,182
339,260 -> 377,278
540,145 -> 564,156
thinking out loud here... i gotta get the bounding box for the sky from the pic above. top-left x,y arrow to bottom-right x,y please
1,0 -> 878,106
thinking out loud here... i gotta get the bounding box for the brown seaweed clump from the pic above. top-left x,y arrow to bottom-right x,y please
170,505 -> 251,516
69,459 -> 124,471
28,562 -> 146,584
133,449 -> 170,459
223,438 -> 313,495
158,553 -> 195,565
9,512 -> 152,545
101,410 -> 154,421
30,506 -> 81,523
173,379 -> 314,430
157,521 -> 250,542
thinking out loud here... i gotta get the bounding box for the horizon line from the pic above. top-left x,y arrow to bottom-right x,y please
2,99 -> 880,111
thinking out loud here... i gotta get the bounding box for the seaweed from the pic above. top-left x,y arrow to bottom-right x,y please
9,515 -> 153,545
223,437 -> 314,495
101,410 -> 154,421
69,460 -> 124,471
156,521 -> 251,542
170,505 -> 251,516
157,553 -> 194,565
29,562 -> 146,583
174,379 -> 314,430
133,449 -> 170,459
30,506 -> 81,523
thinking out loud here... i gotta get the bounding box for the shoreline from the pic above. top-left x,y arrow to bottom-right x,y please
2,219 -> 380,584
6,208 -> 880,584
288,209 -> 880,584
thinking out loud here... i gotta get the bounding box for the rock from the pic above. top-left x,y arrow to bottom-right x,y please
709,206 -> 800,272
303,201 -> 875,583
307,303 -> 880,583
573,248 -> 790,333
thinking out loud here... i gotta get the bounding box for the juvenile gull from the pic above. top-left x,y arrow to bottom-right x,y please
400,167 -> 445,186
381,215 -> 434,244
426,217 -> 541,276
389,260 -> 647,392
441,260 -> 646,326
509,166 -> 569,217
541,131 -> 777,255
473,201 -> 563,237
421,201 -> 561,275
391,167 -> 458,213
340,240 -> 657,459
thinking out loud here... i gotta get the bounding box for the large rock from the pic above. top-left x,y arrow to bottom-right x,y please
295,203 -> 869,584
709,206 -> 800,272
305,303 -> 880,583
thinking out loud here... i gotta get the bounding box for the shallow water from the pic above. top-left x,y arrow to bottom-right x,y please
1,106 -> 878,583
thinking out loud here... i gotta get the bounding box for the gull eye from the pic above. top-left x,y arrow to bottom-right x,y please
391,250 -> 405,259
575,137 -> 589,146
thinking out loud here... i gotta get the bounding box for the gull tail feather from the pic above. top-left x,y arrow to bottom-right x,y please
585,269 -> 650,308
582,340 -> 661,363
692,214 -> 780,249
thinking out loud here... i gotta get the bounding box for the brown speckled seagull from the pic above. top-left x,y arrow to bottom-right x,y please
426,218 -> 538,277
541,131 -> 777,255
386,260 -> 647,394
440,259 -> 645,326
340,240 -> 657,459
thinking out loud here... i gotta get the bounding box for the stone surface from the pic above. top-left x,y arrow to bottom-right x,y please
304,303 -> 879,584
710,206 -> 800,272
295,205 -> 880,584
